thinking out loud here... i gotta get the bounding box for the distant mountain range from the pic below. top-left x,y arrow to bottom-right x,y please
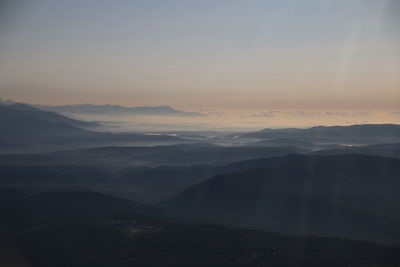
39,104 -> 204,116
239,124 -> 400,144
1,142 -> 399,205
310,142 -> 400,159
0,99 -> 204,117
2,99 -> 400,265
0,143 -> 303,167
0,102 -> 96,127
0,103 -> 184,152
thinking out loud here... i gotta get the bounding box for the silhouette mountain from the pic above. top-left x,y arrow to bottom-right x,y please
310,143 -> 400,159
167,154 -> 400,245
40,104 -> 204,116
0,143 -> 303,166
0,105 -> 184,152
0,102 -> 96,127
21,191 -> 164,223
2,189 -> 399,267
240,124 -> 400,144
0,99 -> 15,105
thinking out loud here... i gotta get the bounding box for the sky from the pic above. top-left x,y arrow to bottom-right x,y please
0,0 -> 399,127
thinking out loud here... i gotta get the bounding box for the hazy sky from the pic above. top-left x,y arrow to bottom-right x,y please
0,0 -> 399,112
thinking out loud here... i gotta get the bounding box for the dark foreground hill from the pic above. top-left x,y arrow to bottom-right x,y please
166,154 -> 400,245
1,190 -> 399,267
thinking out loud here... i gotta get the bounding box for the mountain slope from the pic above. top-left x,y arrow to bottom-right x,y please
167,154 -> 400,245
21,191 -> 164,223
240,124 -> 400,144
0,103 -> 96,127
0,116 -> 184,153
40,104 -> 204,116
0,143 -> 302,166
2,190 -> 399,267
310,143 -> 400,159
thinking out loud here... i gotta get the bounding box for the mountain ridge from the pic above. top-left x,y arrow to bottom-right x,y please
166,154 -> 400,245
0,102 -> 97,127
38,103 -> 204,116
239,124 -> 400,144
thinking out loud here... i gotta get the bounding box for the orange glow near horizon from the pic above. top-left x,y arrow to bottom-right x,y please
0,0 -> 399,127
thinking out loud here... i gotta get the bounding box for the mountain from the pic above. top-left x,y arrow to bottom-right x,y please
20,191 -> 164,224
40,104 -> 204,116
310,143 -> 400,159
2,190 -> 399,267
1,143 -> 399,205
240,124 -> 400,145
0,190 -> 165,237
0,144 -> 303,203
0,99 -> 15,105
0,143 -> 303,166
247,138 -> 343,151
0,106 -> 185,153
166,154 -> 400,245
0,102 -> 97,127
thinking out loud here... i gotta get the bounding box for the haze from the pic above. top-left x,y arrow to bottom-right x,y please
2,2 -> 400,265
0,0 -> 399,127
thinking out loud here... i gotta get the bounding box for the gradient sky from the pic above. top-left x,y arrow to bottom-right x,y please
0,0 -> 399,112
